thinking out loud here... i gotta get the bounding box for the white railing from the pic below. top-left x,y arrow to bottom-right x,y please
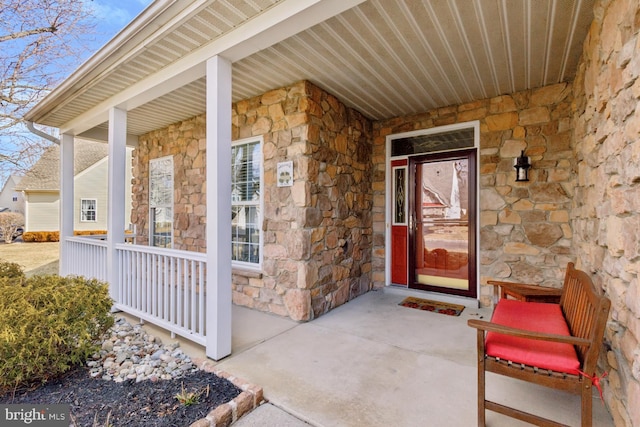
115,243 -> 207,346
64,238 -> 208,347
64,236 -> 108,282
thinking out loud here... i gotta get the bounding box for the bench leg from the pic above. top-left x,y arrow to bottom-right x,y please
477,329 -> 486,427
581,382 -> 592,427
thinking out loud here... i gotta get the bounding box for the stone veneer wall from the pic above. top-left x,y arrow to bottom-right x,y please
233,81 -> 373,320
371,82 -> 576,307
571,0 -> 640,424
132,81 -> 373,322
132,115 -> 207,251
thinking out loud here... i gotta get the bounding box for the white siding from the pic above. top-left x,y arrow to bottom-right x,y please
0,176 -> 25,213
24,147 -> 133,233
75,157 -> 109,231
24,192 -> 59,231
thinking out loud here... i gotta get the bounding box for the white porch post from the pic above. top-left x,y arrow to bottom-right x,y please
107,107 -> 127,303
59,133 -> 74,277
205,55 -> 232,360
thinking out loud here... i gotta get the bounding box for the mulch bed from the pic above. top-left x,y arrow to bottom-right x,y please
0,365 -> 241,426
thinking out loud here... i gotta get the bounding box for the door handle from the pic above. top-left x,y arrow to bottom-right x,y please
410,212 -> 417,232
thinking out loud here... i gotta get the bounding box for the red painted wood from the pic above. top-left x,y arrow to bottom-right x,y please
391,158 -> 408,285
391,225 -> 408,285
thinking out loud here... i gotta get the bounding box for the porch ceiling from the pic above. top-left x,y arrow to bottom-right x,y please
27,0 -> 594,137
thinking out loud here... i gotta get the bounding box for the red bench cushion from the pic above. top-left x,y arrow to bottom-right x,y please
485,299 -> 580,375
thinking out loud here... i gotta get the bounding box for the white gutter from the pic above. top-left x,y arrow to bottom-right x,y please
25,121 -> 60,145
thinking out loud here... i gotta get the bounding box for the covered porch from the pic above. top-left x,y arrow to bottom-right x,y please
24,0 -> 639,422
36,0 -> 597,350
133,290 -> 615,426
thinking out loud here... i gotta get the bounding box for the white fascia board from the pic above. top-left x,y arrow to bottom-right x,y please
59,0 -> 366,136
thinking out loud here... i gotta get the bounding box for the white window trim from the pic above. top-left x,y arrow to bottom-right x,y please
80,198 -> 97,222
149,155 -> 174,248
232,136 -> 264,270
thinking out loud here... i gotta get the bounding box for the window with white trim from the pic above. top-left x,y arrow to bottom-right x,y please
149,156 -> 173,248
232,139 -> 262,266
80,199 -> 97,222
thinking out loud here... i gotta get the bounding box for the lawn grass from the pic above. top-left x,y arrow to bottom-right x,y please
0,241 -> 60,276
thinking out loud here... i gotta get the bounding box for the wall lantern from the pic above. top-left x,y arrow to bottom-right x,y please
514,150 -> 531,182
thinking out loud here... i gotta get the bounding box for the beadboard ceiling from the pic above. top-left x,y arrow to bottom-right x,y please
28,0 -> 594,137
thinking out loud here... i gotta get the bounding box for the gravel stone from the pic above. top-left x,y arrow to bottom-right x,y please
87,317 -> 198,382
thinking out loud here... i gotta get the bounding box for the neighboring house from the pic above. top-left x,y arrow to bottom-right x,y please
15,139 -> 132,233
0,175 -> 24,214
23,0 -> 639,418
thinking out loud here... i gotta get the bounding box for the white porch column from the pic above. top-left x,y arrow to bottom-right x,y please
205,55 -> 232,360
59,133 -> 74,277
107,107 -> 128,303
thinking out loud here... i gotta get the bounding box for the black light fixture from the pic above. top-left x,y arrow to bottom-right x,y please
514,150 -> 531,182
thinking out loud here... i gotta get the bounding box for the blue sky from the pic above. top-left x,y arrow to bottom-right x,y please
86,0 -> 154,52
0,1 -> 154,185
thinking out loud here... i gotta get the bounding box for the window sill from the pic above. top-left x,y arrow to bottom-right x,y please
232,267 -> 263,279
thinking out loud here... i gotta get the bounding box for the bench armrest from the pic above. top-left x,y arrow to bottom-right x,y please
467,319 -> 591,347
487,280 -> 563,304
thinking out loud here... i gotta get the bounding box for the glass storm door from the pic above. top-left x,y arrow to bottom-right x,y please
409,149 -> 476,298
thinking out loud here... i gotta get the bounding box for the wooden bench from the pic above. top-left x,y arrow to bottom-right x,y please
468,262 -> 611,427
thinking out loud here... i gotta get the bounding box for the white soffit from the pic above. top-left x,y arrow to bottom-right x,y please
39,0 -> 593,137
233,0 -> 594,120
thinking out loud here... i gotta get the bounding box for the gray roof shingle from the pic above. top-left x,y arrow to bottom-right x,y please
16,139 -> 109,191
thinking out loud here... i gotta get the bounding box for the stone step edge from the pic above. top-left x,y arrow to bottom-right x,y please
189,358 -> 266,427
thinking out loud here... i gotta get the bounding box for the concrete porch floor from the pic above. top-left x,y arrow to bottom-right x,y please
134,290 -> 615,427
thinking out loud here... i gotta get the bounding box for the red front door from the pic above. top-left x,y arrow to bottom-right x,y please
409,150 -> 477,298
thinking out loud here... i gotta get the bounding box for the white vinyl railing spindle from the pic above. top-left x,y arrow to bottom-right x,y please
132,251 -> 138,309
182,258 -> 188,329
199,264 -> 205,335
177,259 -> 183,328
170,257 -> 176,324
191,260 -> 196,331
151,255 -> 156,316
146,253 -> 150,311
163,257 -> 169,321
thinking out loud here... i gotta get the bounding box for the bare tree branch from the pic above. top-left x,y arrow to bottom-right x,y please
0,0 -> 98,182
0,26 -> 58,43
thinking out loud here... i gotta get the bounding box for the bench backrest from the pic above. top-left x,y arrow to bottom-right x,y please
559,262 -> 611,373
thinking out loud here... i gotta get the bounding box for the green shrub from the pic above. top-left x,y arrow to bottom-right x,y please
0,274 -> 114,388
0,260 -> 25,281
